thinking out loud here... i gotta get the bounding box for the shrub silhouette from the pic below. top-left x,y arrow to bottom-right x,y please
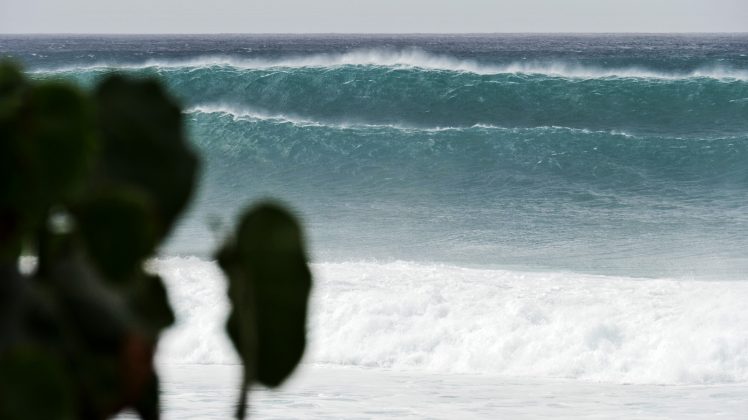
0,61 -> 312,419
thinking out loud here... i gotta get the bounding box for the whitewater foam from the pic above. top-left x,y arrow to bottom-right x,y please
185,104 -> 510,132
153,257 -> 748,385
185,104 -> 643,138
186,105 -> 328,128
33,48 -> 748,81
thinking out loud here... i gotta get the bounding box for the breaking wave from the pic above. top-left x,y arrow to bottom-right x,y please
185,104 -> 641,136
34,48 -> 748,81
154,257 -> 748,385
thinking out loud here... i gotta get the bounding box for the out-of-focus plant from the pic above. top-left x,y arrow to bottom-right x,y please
0,61 -> 312,419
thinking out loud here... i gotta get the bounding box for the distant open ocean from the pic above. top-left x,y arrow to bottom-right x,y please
3,34 -> 748,418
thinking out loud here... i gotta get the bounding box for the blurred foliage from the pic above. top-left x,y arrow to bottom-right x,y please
218,204 -> 312,418
0,61 -> 312,419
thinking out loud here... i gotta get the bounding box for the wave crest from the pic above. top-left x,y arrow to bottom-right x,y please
185,104 -> 641,137
35,48 -> 748,81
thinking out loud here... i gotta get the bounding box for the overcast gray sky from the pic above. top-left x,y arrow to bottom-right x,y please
1,0 -> 746,34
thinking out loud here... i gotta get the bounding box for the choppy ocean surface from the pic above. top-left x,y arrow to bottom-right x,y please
4,34 -> 748,418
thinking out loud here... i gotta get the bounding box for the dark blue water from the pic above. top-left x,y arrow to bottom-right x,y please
3,34 -> 747,278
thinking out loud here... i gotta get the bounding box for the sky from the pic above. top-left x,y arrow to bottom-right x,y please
1,0 -> 747,34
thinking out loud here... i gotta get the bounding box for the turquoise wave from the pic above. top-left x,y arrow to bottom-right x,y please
188,107 -> 747,191
39,64 -> 748,137
168,109 -> 748,278
20,43 -> 748,277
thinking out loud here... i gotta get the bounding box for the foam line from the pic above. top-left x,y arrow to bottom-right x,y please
32,49 -> 748,81
184,104 -> 641,137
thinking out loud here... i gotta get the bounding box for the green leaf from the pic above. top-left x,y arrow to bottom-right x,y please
218,203 -> 312,417
94,75 -> 198,240
0,346 -> 76,420
0,64 -> 96,260
29,81 -> 96,204
128,272 -> 176,335
75,188 -> 158,283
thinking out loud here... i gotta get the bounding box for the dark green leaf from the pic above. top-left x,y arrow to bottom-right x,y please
219,203 -> 312,389
94,75 -> 198,240
75,188 -> 158,283
0,346 -> 76,420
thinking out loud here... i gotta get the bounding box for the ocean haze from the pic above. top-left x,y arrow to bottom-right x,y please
1,0 -> 747,33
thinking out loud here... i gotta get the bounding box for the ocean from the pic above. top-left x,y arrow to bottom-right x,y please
3,34 -> 748,418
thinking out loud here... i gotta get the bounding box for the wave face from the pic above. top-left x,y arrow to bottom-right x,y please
154,257 -> 748,384
6,34 -> 748,279
29,54 -> 748,138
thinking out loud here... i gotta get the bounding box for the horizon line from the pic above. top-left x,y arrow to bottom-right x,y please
2,31 -> 747,36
